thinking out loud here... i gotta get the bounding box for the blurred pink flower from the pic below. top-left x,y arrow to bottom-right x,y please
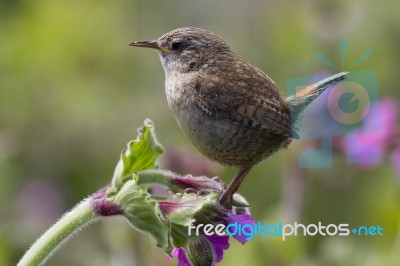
343,98 -> 399,169
161,148 -> 220,176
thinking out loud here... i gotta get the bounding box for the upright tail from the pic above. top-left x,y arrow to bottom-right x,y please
287,71 -> 349,122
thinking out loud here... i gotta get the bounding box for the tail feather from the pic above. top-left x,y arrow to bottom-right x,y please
287,71 -> 349,122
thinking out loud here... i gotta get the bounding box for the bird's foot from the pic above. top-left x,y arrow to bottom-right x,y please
217,165 -> 253,210
217,191 -> 233,210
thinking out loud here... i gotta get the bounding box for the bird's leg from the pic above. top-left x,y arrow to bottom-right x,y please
218,165 -> 253,209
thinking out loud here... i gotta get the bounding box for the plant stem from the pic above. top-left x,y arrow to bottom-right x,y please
18,199 -> 98,266
137,169 -> 174,186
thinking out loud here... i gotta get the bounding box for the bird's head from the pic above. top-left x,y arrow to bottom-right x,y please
129,27 -> 232,74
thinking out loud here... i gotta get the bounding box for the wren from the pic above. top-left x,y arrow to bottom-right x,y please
129,27 -> 348,208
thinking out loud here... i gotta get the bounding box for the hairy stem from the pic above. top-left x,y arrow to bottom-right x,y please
137,169 -> 175,186
18,199 -> 98,266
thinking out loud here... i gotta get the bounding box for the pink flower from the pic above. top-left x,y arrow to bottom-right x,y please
170,235 -> 229,266
168,213 -> 254,265
343,98 -> 399,167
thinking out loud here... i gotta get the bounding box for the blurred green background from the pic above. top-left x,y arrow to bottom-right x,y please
1,0 -> 399,265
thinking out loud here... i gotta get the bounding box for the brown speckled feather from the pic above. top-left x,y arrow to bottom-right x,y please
192,55 -> 292,137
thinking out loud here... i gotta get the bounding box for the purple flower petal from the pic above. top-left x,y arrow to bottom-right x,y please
171,247 -> 191,266
207,235 -> 230,263
227,213 -> 256,244
166,206 -> 255,265
170,236 -> 229,266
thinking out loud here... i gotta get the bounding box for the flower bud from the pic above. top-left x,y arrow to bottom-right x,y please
158,193 -> 218,226
185,237 -> 214,266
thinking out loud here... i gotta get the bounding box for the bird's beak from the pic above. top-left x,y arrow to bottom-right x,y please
128,40 -> 171,53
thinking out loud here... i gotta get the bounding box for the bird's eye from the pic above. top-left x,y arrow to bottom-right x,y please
171,41 -> 184,51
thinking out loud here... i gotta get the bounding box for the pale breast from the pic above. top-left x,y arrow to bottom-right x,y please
165,72 -> 193,111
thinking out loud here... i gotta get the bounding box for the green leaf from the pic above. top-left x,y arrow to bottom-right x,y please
170,223 -> 189,248
112,119 -> 164,189
111,179 -> 171,252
